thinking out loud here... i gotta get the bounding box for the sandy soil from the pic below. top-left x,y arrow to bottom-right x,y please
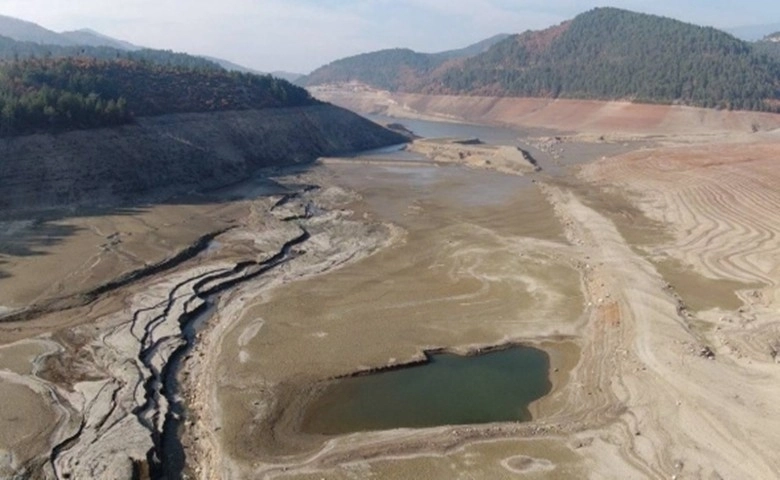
311,85 -> 780,139
2,96 -> 780,479
0,202 -> 246,313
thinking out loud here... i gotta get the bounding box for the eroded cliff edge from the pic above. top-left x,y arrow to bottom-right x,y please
0,104 -> 406,215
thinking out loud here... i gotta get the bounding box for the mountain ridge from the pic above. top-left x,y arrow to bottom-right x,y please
0,14 -> 270,78
728,22 -> 780,41
297,34 -> 511,90
0,14 -> 75,46
59,28 -> 141,51
304,7 -> 780,112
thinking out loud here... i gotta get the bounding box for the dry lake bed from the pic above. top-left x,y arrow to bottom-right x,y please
2,113 -> 780,480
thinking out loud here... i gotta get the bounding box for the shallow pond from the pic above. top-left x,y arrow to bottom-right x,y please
301,346 -> 551,435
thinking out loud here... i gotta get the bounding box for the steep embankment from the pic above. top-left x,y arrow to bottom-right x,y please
0,104 -> 406,215
313,88 -> 780,136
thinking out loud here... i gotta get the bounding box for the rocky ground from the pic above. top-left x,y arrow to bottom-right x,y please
406,138 -> 540,175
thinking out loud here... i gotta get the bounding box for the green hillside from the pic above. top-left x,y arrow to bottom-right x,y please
0,57 -> 319,136
0,14 -> 273,75
0,35 -> 220,70
754,33 -> 780,61
298,35 -> 510,91
434,8 -> 780,110
304,8 -> 780,112
301,48 -> 438,91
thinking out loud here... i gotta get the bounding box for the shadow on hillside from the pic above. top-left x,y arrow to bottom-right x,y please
0,221 -> 85,257
0,260 -> 9,280
0,207 -> 157,286
0,174 -> 305,285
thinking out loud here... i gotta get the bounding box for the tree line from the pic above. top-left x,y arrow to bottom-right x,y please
434,8 -> 780,111
0,57 -> 318,136
300,48 -> 442,91
302,7 -> 780,112
0,34 -> 222,70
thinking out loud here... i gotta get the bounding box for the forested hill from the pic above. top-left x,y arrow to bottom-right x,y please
297,34 -> 509,91
305,8 -> 780,112
754,33 -> 780,61
432,8 -> 780,110
0,14 -> 267,75
0,35 -> 221,70
300,48 -> 438,91
0,57 -> 319,136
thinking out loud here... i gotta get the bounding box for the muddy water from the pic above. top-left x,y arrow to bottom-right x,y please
216,119 -> 585,459
301,346 -> 551,435
365,114 -> 649,174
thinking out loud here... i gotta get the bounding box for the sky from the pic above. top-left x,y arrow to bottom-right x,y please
1,0 -> 780,74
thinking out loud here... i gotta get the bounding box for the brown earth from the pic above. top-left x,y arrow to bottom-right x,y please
311,86 -> 780,138
2,91 -> 780,480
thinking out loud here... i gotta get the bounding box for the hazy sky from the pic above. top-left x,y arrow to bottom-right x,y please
1,1 -> 779,73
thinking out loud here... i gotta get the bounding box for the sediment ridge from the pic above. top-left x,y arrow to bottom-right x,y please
406,138 -> 540,175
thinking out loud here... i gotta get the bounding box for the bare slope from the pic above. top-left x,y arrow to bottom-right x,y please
0,104 -> 406,215
312,88 -> 780,136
